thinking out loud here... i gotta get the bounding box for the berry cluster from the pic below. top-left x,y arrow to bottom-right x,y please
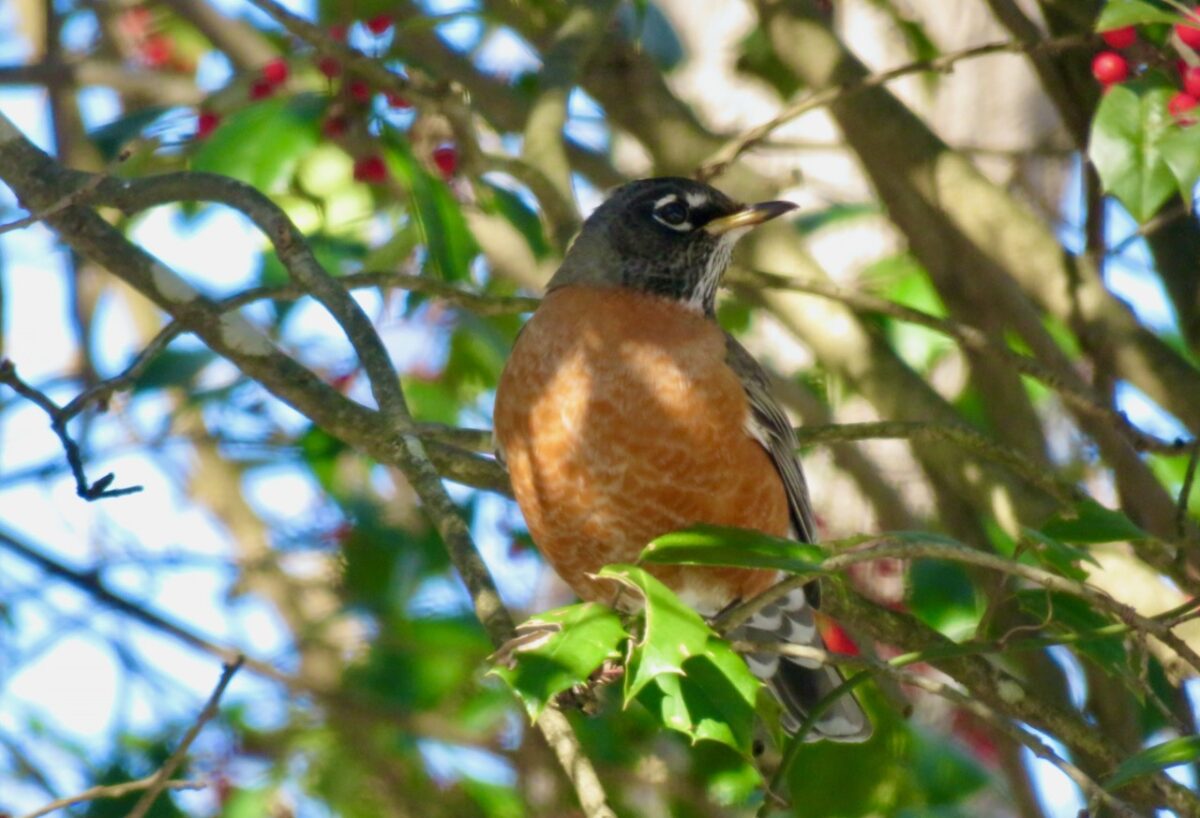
189,13 -> 459,185
1092,10 -> 1200,123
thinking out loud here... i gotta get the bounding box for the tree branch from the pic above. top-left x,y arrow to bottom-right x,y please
699,34 -> 1089,181
125,658 -> 243,818
18,777 -> 205,818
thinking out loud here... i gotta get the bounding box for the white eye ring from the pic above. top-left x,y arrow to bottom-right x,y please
652,196 -> 692,232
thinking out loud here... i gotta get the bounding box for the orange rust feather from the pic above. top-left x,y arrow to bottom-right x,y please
494,285 -> 789,611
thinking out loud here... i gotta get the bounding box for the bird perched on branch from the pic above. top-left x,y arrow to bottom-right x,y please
493,177 -> 870,741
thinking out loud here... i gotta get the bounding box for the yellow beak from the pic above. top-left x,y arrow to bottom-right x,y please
703,200 -> 798,236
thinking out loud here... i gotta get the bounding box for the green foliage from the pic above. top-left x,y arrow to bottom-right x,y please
1089,79 -> 1192,223
1040,498 -> 1147,544
909,559 -> 981,640
492,565 -> 763,756
1106,735 -> 1200,789
480,180 -> 552,260
489,602 -> 627,719
191,95 -> 324,191
383,135 -> 479,282
640,523 -> 827,574
1017,589 -> 1128,673
1096,0 -> 1181,29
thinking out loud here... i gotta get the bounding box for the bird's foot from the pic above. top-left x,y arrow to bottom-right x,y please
556,659 -> 625,715
488,619 -> 563,669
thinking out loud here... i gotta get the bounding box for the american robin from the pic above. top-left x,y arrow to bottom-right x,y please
493,177 -> 870,741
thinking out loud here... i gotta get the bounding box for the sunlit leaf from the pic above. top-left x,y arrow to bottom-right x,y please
640,524 -> 826,574
1089,81 -> 1178,223
1157,122 -> 1200,206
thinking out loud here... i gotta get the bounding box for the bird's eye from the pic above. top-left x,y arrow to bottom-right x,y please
653,199 -> 692,231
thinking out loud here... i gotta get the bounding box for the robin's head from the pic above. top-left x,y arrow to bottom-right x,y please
547,177 -> 797,315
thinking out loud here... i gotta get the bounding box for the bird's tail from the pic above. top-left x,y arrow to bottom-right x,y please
730,585 -> 871,742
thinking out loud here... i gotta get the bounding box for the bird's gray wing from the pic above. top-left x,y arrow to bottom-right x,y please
723,332 -> 871,742
723,333 -> 817,543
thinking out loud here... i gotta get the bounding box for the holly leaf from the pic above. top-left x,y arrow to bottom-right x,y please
640,524 -> 827,575
489,602 -> 627,720
1157,122 -> 1200,206
1096,0 -> 1181,29
596,565 -> 710,700
1090,81 -> 1178,223
685,638 -> 760,752
1107,736 -> 1200,789
634,636 -> 760,755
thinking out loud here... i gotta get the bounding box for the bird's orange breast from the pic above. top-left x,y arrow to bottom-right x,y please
493,285 -> 788,611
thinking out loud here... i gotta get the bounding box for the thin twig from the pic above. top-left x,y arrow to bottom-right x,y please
698,35 -> 1089,180
0,360 -> 142,499
743,271 -> 1190,455
0,150 -> 127,236
793,419 -> 1082,504
710,532 -> 1200,677
218,270 -> 539,316
125,657 -> 243,818
18,777 -> 205,818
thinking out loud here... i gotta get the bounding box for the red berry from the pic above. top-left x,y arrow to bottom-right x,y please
140,34 -> 172,68
820,620 -> 860,657
1101,26 -> 1137,49
431,144 -> 458,178
1091,51 -> 1128,85
1169,91 -> 1199,121
261,58 -> 288,86
386,91 -> 411,109
1185,67 -> 1200,97
321,115 -> 349,138
249,77 -> 275,100
195,111 -> 220,139
1178,14 -> 1200,49
316,56 -> 342,79
353,155 -> 388,183
119,7 -> 152,39
329,24 -> 347,42
348,79 -> 372,103
365,13 -> 393,34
